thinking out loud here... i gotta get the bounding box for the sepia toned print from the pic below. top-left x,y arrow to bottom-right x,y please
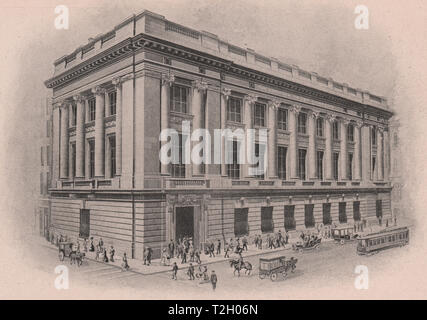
0,0 -> 426,300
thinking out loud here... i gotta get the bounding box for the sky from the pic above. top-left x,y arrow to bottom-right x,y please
0,0 -> 426,241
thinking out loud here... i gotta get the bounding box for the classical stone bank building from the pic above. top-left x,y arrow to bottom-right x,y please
44,11 -> 393,259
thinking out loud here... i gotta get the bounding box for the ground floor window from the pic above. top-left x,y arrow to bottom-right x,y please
305,204 -> 315,228
284,205 -> 296,231
339,202 -> 347,223
353,201 -> 361,221
234,208 -> 248,237
261,206 -> 274,233
79,209 -> 90,238
322,203 -> 332,225
376,200 -> 383,218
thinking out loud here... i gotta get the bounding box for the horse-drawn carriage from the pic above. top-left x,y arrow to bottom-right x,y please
58,241 -> 85,266
259,256 -> 298,281
292,237 -> 321,253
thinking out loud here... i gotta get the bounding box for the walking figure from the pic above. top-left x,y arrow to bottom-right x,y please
224,243 -> 230,258
172,262 -> 178,280
187,263 -> 195,280
121,253 -> 129,271
181,249 -> 187,264
109,245 -> 115,262
210,270 -> 217,291
103,248 -> 109,263
195,250 -> 201,264
242,237 -> 248,251
89,237 -> 95,252
216,239 -> 221,255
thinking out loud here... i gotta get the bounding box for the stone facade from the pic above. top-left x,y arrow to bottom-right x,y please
44,10 -> 393,259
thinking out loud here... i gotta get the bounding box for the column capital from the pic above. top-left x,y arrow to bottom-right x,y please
340,118 -> 351,126
268,100 -> 281,110
112,77 -> 122,88
326,113 -> 336,123
91,86 -> 107,96
310,110 -> 320,119
244,93 -> 258,105
161,73 -> 175,86
378,126 -> 385,133
192,79 -> 208,92
354,120 -> 364,128
290,104 -> 301,114
73,94 -> 84,103
221,87 -> 232,100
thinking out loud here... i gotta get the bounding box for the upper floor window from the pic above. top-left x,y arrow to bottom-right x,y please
298,113 -> 307,134
88,98 -> 96,122
170,84 -> 189,114
88,140 -> 95,178
371,126 -> 377,145
333,152 -> 339,180
277,108 -> 288,130
170,133 -> 186,178
227,97 -> 242,123
333,121 -> 339,140
71,104 -> 77,127
254,103 -> 266,127
316,117 -> 324,137
347,124 -> 354,142
254,143 -> 266,179
227,140 -> 240,179
109,90 -> 117,116
298,149 -> 307,180
277,146 -> 287,180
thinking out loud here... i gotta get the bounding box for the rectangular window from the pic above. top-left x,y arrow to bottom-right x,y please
41,146 -> 44,166
353,201 -> 361,221
284,205 -> 296,231
109,91 -> 117,116
333,121 -> 339,140
371,126 -> 377,145
88,98 -> 96,122
170,84 -> 189,113
277,108 -> 288,130
254,102 -> 266,127
261,206 -> 274,233
348,153 -> 353,180
254,143 -> 266,179
46,119 -> 51,138
227,97 -> 242,123
372,156 -> 376,178
333,152 -> 339,180
298,149 -> 306,180
79,209 -> 90,238
40,172 -> 44,195
277,146 -> 287,180
227,140 -> 240,179
170,133 -> 186,178
322,203 -> 332,225
88,140 -> 95,178
316,118 -> 324,137
339,202 -> 347,223
71,104 -> 77,127
304,204 -> 315,228
376,200 -> 383,218
347,124 -> 354,142
298,113 -> 307,134
109,135 -> 116,177
46,145 -> 51,166
316,151 -> 324,180
71,143 -> 76,178
234,208 -> 249,237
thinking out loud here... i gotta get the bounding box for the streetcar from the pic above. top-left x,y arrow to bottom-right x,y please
356,226 -> 409,255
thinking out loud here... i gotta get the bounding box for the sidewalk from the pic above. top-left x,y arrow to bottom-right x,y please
38,236 -> 334,275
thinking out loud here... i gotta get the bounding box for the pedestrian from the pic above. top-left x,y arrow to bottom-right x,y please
168,239 -> 175,258
172,262 -> 178,280
216,239 -> 221,255
224,243 -> 230,258
285,231 -> 289,245
109,245 -> 115,262
89,237 -> 95,252
83,238 -> 88,252
210,270 -> 217,291
242,237 -> 248,251
103,248 -> 109,263
121,253 -> 129,271
181,249 -> 187,264
187,263 -> 195,280
209,242 -> 215,258
189,246 -> 195,262
144,247 -> 152,266
99,238 -> 104,249
195,249 -> 201,264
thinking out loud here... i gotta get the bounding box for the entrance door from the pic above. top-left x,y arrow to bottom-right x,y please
175,207 -> 194,242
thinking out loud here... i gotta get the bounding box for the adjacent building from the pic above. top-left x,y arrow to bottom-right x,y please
44,10 -> 394,259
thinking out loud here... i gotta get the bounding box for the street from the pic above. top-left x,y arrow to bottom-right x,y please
29,236 -> 415,299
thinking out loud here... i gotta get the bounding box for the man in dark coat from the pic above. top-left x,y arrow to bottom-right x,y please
187,263 -> 195,280
216,239 -> 221,255
210,270 -> 217,291
172,262 -> 178,280
168,240 -> 175,258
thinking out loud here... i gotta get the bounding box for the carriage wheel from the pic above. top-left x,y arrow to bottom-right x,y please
340,239 -> 345,245
298,248 -> 303,253
259,273 -> 266,280
59,251 -> 65,261
282,271 -> 288,279
270,272 -> 277,281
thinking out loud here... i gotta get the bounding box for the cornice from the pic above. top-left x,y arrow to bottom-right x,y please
45,33 -> 393,118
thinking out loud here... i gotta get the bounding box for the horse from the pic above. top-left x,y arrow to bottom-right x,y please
229,259 -> 252,277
